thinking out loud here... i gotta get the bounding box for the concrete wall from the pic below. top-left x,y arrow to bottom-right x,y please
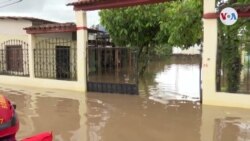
0,17 -> 87,92
34,34 -> 77,79
202,0 -> 250,108
0,35 -> 29,74
0,35 -> 82,92
0,19 -> 32,35
0,19 -> 30,75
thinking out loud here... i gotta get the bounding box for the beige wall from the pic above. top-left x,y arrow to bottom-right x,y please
202,0 -> 250,108
76,11 -> 88,92
37,32 -> 74,39
0,35 -> 29,75
0,19 -> 32,35
0,34 -> 28,43
0,19 -> 87,92
0,34 -> 83,92
34,34 -> 77,79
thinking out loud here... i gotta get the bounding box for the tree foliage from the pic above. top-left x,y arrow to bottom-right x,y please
100,0 -> 202,76
216,0 -> 250,92
159,0 -> 202,48
100,0 -> 202,48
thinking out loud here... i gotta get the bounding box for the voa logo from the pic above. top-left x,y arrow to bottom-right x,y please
220,7 -> 238,26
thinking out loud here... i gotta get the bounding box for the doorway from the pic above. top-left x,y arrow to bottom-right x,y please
56,46 -> 70,80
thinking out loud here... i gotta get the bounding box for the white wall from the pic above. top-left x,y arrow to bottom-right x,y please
0,19 -> 30,75
37,32 -> 74,40
173,45 -> 201,55
0,19 -> 32,35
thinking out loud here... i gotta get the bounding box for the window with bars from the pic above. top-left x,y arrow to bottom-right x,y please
6,45 -> 23,72
0,40 -> 29,76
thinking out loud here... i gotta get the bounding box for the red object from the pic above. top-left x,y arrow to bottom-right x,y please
203,12 -> 250,19
0,95 -> 19,139
67,0 -> 169,11
0,95 -> 52,141
24,23 -> 102,34
21,132 -> 53,141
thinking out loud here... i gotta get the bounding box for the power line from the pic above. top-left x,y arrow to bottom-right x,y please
0,0 -> 22,8
0,0 -> 14,5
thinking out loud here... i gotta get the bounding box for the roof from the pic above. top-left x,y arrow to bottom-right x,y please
67,0 -> 169,11
0,16 -> 57,24
24,22 -> 105,34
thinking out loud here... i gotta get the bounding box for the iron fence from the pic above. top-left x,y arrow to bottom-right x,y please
87,47 -> 137,84
34,38 -> 77,81
87,46 -> 138,94
0,39 -> 29,76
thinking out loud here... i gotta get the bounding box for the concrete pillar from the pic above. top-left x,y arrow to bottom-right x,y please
202,0 -> 217,102
201,1 -> 217,141
76,11 -> 88,92
200,0 -> 250,109
28,34 -> 35,78
78,94 -> 87,141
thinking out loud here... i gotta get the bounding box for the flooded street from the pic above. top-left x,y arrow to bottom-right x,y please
0,56 -> 250,141
139,55 -> 201,102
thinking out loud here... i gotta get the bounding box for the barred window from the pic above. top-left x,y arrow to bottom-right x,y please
6,45 -> 23,72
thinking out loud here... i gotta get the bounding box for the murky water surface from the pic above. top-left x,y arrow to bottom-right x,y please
0,56 -> 250,141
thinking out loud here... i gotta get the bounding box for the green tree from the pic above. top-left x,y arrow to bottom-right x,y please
159,0 -> 202,48
216,0 -> 250,92
99,0 -> 202,76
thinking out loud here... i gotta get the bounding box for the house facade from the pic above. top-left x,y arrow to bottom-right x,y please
0,17 -> 85,92
0,17 -> 31,77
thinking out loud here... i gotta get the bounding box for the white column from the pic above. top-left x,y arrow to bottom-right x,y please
76,11 -> 88,92
28,34 -> 35,78
78,94 -> 87,141
201,1 -> 217,141
202,0 -> 217,101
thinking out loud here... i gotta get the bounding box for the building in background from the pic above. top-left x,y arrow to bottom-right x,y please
172,45 -> 201,55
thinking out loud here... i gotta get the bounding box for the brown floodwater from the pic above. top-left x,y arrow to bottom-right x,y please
0,55 -> 250,141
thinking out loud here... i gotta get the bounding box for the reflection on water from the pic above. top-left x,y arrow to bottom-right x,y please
0,55 -> 249,141
0,86 -> 86,141
86,93 -> 201,141
140,55 -> 200,103
214,118 -> 250,141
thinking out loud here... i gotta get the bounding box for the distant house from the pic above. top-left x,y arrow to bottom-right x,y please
172,45 -> 201,55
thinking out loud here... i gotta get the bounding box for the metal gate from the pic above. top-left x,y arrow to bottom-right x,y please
87,46 -> 138,95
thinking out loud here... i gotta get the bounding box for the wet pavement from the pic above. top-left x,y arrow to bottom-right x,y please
0,55 -> 249,141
